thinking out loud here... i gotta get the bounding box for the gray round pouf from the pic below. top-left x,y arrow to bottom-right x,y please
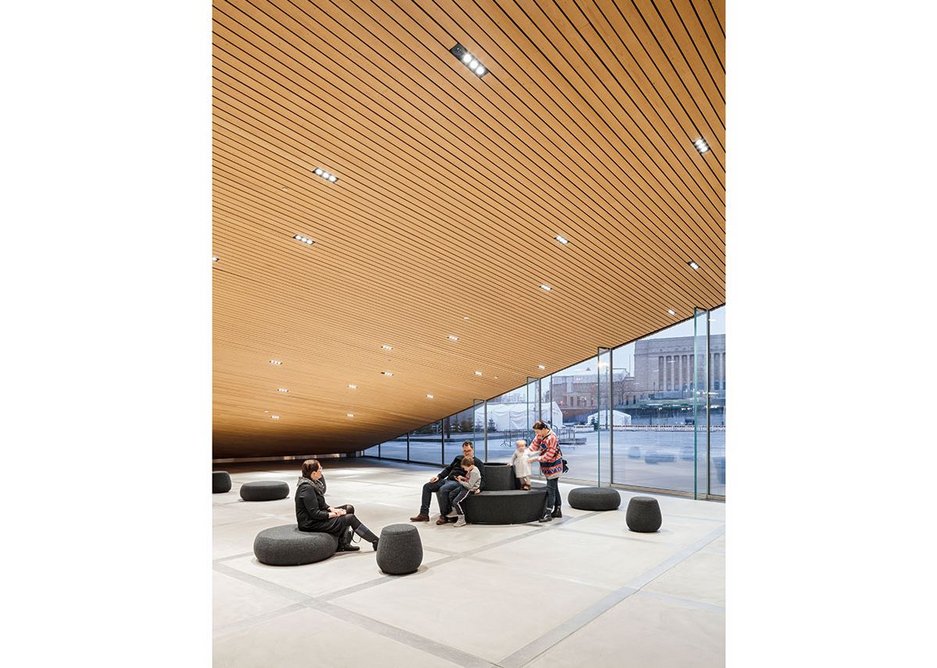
213,470 -> 232,494
568,486 -> 621,511
240,480 -> 290,501
626,496 -> 662,533
376,523 -> 423,575
253,525 -> 339,566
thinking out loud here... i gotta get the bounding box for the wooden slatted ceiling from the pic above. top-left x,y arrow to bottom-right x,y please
212,0 -> 725,458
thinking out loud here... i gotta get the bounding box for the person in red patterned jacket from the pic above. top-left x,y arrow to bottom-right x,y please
529,420 -> 564,521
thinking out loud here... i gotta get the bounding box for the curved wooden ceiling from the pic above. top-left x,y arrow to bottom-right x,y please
212,0 -> 725,459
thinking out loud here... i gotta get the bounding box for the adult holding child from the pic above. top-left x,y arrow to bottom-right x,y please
528,420 -> 564,522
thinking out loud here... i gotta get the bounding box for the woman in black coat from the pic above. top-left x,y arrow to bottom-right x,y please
295,459 -> 379,551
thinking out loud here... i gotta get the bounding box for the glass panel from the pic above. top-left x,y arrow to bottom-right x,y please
473,399 -> 487,462
609,340 -> 637,486
549,355 -> 599,485
597,347 -> 612,485
408,420 -> 442,465
484,384 -> 529,462
709,305 -> 726,496
444,406 -> 478,464
615,317 -> 699,493
362,444 -> 381,458
526,376 -> 540,433
694,308 -> 710,498
378,434 -> 408,461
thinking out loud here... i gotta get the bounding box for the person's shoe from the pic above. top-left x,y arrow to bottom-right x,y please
539,513 -> 553,522
436,516 -> 449,525
337,543 -> 360,552
551,507 -> 563,518
410,513 -> 430,522
445,512 -> 457,519
453,516 -> 467,527
372,539 -> 379,552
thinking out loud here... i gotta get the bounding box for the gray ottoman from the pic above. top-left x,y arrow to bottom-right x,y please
253,525 -> 338,565
626,496 -> 662,533
376,523 -> 423,575
213,470 -> 232,494
568,486 -> 621,511
240,480 -> 290,501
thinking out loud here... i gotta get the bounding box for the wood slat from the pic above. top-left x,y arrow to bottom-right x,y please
211,0 -> 725,458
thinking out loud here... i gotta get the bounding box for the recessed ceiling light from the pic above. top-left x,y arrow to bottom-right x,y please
463,316 -> 470,320
313,167 -> 339,183
540,284 -> 552,292
293,233 -> 315,246
381,344 -> 393,350
450,43 -> 489,78
538,364 -> 546,370
346,413 -> 354,418
426,394 -> 434,399
348,384 -> 357,389
692,137 -> 710,154
474,370 -> 483,376
381,371 -> 394,377
212,256 -> 219,262
448,335 -> 459,341
688,261 -> 700,270
281,186 -> 289,191
554,235 -> 569,245
271,415 -> 280,420
668,309 -> 676,316
269,359 -> 283,366
277,388 -> 289,393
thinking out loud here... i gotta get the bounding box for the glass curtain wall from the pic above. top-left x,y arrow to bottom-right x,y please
377,433 -> 408,461
361,307 -> 726,500
408,420 -> 442,466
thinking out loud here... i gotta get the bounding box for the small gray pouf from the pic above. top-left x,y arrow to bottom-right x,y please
376,523 -> 423,575
626,496 -> 662,533
240,480 -> 290,501
213,470 -> 232,494
253,525 -> 338,566
568,486 -> 621,511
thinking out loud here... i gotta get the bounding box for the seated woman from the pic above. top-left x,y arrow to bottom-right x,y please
295,459 -> 379,551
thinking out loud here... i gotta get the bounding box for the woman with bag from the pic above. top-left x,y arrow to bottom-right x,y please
529,420 -> 564,522
295,459 -> 380,551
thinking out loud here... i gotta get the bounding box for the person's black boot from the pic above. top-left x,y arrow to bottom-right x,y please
539,512 -> 553,522
337,526 -> 360,551
355,524 -> 380,551
551,507 -> 562,518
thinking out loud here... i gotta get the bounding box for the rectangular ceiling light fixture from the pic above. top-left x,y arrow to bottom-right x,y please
554,235 -> 569,245
293,233 -> 315,246
313,167 -> 338,183
688,261 -> 700,270
450,43 -> 488,77
692,137 -> 710,154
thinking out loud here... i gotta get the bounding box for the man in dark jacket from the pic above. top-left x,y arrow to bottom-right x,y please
410,441 -> 484,522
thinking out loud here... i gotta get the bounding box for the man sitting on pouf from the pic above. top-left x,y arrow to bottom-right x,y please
409,441 -> 484,523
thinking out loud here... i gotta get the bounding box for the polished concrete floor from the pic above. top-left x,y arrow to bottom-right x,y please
213,459 -> 725,667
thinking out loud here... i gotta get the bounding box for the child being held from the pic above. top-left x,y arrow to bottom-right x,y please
510,439 -> 535,490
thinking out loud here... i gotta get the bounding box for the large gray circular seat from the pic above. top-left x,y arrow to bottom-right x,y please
626,496 -> 662,533
212,470 -> 231,494
240,480 -> 290,501
568,486 -> 620,511
462,487 -> 548,524
376,523 -> 422,575
253,525 -> 338,565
